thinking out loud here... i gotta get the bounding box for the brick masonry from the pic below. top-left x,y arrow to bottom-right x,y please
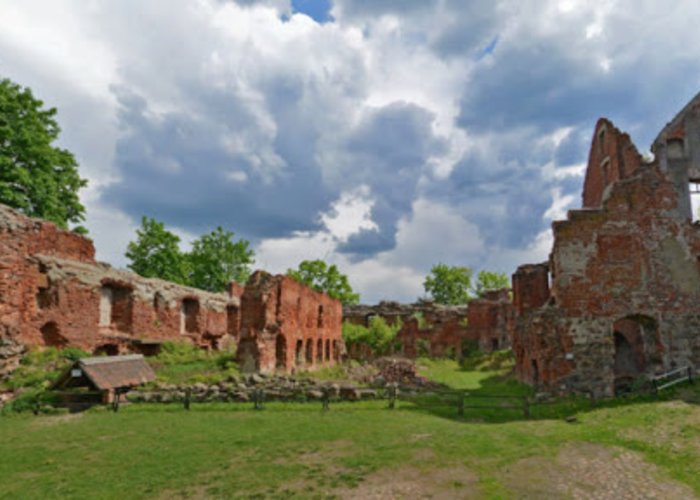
512,92 -> 700,397
0,204 -> 343,376
236,271 -> 343,374
343,293 -> 514,360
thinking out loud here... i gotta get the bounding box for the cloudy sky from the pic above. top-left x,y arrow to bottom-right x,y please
1,0 -> 699,303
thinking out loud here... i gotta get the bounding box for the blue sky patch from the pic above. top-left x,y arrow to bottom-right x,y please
291,0 -> 332,23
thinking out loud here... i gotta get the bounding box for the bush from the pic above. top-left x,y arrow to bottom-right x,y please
342,317 -> 402,356
1,347 -> 89,392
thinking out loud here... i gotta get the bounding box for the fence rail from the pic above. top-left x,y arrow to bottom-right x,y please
652,366 -> 693,392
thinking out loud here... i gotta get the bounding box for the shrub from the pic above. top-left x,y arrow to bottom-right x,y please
342,317 -> 402,356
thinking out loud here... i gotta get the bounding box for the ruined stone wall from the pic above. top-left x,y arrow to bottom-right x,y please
237,271 -> 343,374
343,299 -> 514,360
0,204 -> 241,363
513,103 -> 700,397
466,289 -> 515,352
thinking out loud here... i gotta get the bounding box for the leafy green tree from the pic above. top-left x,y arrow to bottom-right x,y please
473,270 -> 510,297
125,217 -> 188,284
0,78 -> 87,231
187,226 -> 255,292
423,263 -> 473,305
287,259 -> 360,305
342,316 -> 401,355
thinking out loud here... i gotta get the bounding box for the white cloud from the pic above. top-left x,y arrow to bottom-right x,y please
2,0 -> 699,304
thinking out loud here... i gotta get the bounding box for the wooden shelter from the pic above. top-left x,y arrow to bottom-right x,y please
52,354 -> 156,405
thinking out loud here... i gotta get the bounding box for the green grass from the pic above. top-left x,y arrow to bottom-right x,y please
1,356 -> 699,498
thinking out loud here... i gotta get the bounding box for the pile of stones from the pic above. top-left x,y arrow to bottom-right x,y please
127,373 -> 380,404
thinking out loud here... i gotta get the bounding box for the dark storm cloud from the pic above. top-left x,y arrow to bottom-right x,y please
103,86 -> 331,240
336,102 -> 448,255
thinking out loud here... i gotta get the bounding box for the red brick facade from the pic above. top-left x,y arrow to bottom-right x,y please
512,92 -> 700,397
0,204 -> 343,375
236,271 -> 343,374
344,294 -> 514,360
0,204 -> 239,356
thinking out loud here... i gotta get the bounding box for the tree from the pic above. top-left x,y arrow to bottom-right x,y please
187,226 -> 254,292
287,259 -> 360,305
125,219 -> 255,292
125,217 -> 188,284
473,270 -> 510,297
423,264 -> 473,305
0,78 -> 87,231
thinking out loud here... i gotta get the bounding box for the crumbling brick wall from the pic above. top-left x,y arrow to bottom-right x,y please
344,295 -> 514,360
236,271 -> 344,374
0,204 -> 241,362
512,92 -> 700,397
466,289 -> 515,352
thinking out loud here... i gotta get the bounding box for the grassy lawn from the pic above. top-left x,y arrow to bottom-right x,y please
1,359 -> 699,498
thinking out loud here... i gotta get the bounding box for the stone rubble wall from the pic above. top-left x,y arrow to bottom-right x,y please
512,98 -> 700,396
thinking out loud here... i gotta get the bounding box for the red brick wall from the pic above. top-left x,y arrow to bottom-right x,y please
582,118 -> 643,209
513,117 -> 700,396
0,204 -> 237,355
237,271 -> 343,374
512,263 -> 550,315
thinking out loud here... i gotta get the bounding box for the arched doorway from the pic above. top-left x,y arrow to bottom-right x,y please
531,359 -> 539,387
305,339 -> 313,364
612,315 -> 658,393
40,322 -> 68,348
295,339 -> 303,366
316,339 -> 323,363
275,334 -> 287,370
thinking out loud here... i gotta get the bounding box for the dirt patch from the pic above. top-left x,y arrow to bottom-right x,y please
335,464 -> 480,499
505,442 -> 696,499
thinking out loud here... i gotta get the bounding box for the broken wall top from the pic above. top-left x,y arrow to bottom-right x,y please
0,203 -> 95,262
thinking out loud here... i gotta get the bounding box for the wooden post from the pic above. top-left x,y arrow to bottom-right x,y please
112,391 -> 121,413
387,383 -> 397,410
457,391 -> 465,417
522,397 -> 530,419
322,387 -> 330,411
184,387 -> 191,411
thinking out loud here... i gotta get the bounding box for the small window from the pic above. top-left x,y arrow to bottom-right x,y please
667,138 -> 685,160
597,125 -> 607,155
180,298 -> 200,334
317,305 -> 324,328
100,284 -> 133,332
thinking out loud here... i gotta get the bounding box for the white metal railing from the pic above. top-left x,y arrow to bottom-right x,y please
652,366 -> 693,392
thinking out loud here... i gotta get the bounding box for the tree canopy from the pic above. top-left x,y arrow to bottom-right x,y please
287,259 -> 360,305
0,78 -> 87,231
423,264 -> 473,305
473,270 -> 510,297
187,226 -> 254,292
423,264 -> 511,304
125,217 -> 188,285
125,217 -> 254,292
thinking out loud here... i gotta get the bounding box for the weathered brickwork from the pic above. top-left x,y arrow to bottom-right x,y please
466,289 -> 515,352
0,204 -> 343,376
513,92 -> 700,397
344,294 -> 514,360
236,271 -> 343,374
0,204 -> 240,360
